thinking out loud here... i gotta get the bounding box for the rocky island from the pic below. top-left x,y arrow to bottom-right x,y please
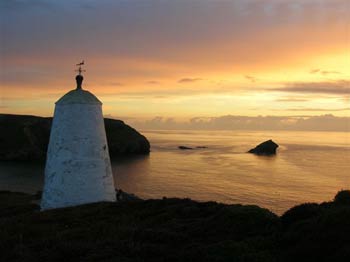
248,139 -> 279,155
0,114 -> 150,161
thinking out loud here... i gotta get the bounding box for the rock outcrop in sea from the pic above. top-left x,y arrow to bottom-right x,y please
248,139 -> 279,155
0,114 -> 150,161
178,146 -> 193,150
178,146 -> 208,150
116,189 -> 142,202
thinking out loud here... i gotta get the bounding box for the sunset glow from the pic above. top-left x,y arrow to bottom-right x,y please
1,0 -> 349,128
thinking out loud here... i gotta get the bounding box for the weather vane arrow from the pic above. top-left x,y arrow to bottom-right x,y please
75,60 -> 85,75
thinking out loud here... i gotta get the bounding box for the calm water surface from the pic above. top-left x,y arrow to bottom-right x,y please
1,130 -> 349,214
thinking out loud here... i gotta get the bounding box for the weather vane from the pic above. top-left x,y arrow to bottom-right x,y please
75,60 -> 85,75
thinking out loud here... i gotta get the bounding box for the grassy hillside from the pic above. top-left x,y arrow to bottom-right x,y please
0,191 -> 349,261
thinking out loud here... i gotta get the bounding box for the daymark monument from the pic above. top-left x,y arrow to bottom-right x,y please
41,62 -> 116,210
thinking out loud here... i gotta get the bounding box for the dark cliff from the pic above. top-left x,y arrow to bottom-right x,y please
0,114 -> 150,161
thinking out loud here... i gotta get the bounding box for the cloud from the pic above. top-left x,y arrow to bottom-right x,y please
98,82 -> 124,87
321,71 -> 340,76
0,0 -> 55,10
129,114 -> 350,132
1,0 -> 349,118
309,69 -> 340,75
275,98 -> 309,102
178,78 -> 202,84
146,80 -> 160,85
310,69 -> 320,74
244,75 -> 257,83
1,0 -> 349,90
286,107 -> 350,112
270,80 -> 350,95
111,82 -> 124,86
2,0 -> 348,72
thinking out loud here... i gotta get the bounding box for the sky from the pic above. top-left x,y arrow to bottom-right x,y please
0,0 -> 349,130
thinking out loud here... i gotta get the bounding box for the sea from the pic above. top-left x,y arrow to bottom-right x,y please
0,130 -> 349,215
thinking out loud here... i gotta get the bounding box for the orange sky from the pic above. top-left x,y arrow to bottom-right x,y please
0,0 -> 349,128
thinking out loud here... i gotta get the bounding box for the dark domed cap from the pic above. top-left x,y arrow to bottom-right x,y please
56,89 -> 102,105
55,73 -> 102,105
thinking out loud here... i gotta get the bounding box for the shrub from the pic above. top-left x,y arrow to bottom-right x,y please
280,203 -> 320,226
334,190 -> 350,205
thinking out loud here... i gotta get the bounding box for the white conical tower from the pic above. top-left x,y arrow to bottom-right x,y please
41,63 -> 116,210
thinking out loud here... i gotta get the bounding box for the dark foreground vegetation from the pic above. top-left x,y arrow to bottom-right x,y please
0,190 -> 349,262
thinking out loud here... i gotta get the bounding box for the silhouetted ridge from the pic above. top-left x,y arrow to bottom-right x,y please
0,114 -> 150,161
0,190 -> 349,261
